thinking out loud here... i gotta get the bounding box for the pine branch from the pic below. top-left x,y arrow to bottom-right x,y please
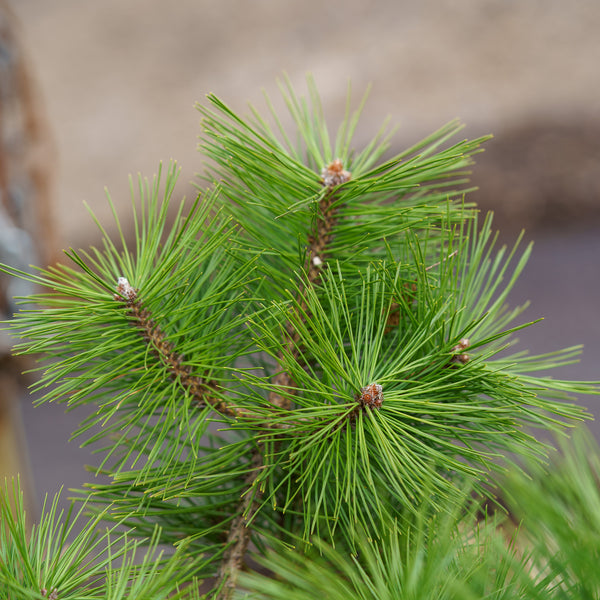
269,159 -> 351,411
114,276 -> 241,419
114,276 -> 309,437
214,160 -> 353,593
214,449 -> 265,599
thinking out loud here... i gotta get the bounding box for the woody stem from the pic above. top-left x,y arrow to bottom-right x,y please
217,160 -> 351,597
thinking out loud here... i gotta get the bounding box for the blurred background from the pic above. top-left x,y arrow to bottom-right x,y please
1,0 -> 598,511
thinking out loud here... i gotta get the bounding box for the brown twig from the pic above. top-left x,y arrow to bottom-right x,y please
114,277 -> 240,418
214,160 -> 351,598
213,448 -> 265,599
114,278 -> 307,431
268,159 -> 351,411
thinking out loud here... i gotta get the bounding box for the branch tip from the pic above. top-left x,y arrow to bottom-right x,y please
114,276 -> 137,303
450,338 -> 471,365
356,382 -> 384,410
321,158 -> 351,188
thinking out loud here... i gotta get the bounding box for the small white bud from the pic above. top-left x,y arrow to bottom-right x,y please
451,338 -> 470,353
114,276 -> 137,302
312,256 -> 323,267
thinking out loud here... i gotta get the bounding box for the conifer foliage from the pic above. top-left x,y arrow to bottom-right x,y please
1,77 -> 598,598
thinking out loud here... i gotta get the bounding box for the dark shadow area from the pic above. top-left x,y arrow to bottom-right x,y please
471,118 -> 600,235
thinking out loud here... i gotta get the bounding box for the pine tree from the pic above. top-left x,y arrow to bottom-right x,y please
1,76 -> 598,599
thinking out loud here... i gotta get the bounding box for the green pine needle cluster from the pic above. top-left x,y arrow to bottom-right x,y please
1,75 -> 597,598
239,429 -> 600,600
0,479 -> 198,599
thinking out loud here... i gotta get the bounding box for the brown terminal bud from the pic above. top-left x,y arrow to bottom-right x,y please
451,353 -> 470,365
450,338 -> 471,366
321,158 -> 351,188
356,382 -> 384,410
